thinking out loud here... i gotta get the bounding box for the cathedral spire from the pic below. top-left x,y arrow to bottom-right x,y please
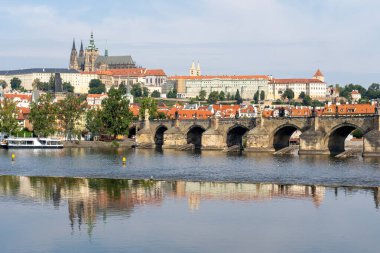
88,31 -> 97,50
72,39 -> 76,50
105,40 -> 109,57
79,40 -> 84,57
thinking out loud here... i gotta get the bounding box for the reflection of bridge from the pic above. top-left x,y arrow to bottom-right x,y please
135,111 -> 380,156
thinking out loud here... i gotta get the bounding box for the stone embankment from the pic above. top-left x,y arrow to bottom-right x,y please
63,139 -> 135,148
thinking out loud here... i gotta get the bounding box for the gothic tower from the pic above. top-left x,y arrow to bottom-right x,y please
79,41 -> 84,57
69,39 -> 79,70
84,32 -> 99,72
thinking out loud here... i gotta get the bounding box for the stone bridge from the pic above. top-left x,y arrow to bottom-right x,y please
134,112 -> 380,157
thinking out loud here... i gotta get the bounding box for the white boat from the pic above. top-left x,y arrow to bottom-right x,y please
1,137 -> 64,149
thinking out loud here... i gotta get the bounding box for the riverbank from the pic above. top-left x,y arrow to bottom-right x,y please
63,139 -> 135,148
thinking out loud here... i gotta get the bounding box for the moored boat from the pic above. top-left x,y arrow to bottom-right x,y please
1,137 -> 63,149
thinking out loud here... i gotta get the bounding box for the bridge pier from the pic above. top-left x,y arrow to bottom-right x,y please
245,126 -> 274,152
363,115 -> 380,157
136,109 -> 155,148
162,127 -> 187,149
298,129 -> 329,155
202,117 -> 226,150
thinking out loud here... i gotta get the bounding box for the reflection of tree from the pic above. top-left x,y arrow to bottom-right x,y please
1,176 -> 380,235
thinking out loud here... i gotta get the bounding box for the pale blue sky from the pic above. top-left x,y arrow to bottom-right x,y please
0,0 -> 379,86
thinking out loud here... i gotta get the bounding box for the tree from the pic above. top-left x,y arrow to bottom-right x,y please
57,94 -> 86,140
88,79 -> 106,94
365,83 -> 380,99
235,89 -> 243,104
118,82 -> 127,95
207,91 -> 220,104
130,83 -> 143,97
0,98 -> 19,135
85,109 -> 104,137
226,92 -> 231,100
63,82 -> 74,93
151,90 -> 161,98
29,94 -> 58,137
143,87 -> 149,97
352,129 -> 363,139
219,91 -> 226,101
282,88 -> 294,100
260,90 -> 265,101
101,88 -> 133,138
10,77 -> 22,91
167,88 -> 177,98
302,95 -> 312,106
253,91 -> 259,104
199,90 -> 207,101
299,91 -> 306,99
139,97 -> 158,119
0,80 -> 7,89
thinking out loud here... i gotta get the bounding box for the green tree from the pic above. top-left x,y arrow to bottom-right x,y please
63,82 -> 74,93
282,88 -> 294,100
143,87 -> 149,97
253,91 -> 259,104
299,91 -> 306,99
130,83 -> 143,97
118,82 -> 127,95
199,90 -> 207,101
57,94 -> 86,140
340,84 -> 366,100
260,90 -> 265,101
139,97 -> 158,119
10,77 -> 22,91
365,83 -> 380,99
101,88 -> 133,138
0,80 -> 7,89
219,91 -> 226,101
29,94 -> 58,137
89,79 -> 106,94
48,75 -> 55,91
302,95 -> 312,106
167,88 -> 177,98
0,98 -> 19,135
151,90 -> 161,98
352,129 -> 363,139
311,100 -> 325,107
235,89 -> 243,104
85,109 -> 104,137
207,91 -> 220,104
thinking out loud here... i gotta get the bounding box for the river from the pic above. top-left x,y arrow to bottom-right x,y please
0,148 -> 379,252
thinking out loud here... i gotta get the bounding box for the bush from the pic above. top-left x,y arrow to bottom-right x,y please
352,129 -> 363,139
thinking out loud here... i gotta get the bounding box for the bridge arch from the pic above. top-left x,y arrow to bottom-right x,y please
226,125 -> 250,149
186,125 -> 206,149
272,124 -> 300,151
325,123 -> 365,155
154,125 -> 168,147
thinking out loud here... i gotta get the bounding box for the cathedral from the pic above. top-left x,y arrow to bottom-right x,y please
69,32 -> 136,72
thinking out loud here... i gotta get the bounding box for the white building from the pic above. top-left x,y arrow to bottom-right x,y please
0,68 -> 97,94
171,75 -> 270,100
267,70 -> 327,100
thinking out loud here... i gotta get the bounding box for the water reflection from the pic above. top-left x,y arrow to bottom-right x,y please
1,175 -> 380,234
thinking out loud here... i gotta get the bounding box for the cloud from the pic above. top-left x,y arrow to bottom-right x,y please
0,0 -> 378,85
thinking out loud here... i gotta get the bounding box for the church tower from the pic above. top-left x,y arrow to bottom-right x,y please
69,39 -> 79,70
189,61 -> 196,76
196,61 -> 201,76
84,32 -> 99,72
313,69 -> 325,82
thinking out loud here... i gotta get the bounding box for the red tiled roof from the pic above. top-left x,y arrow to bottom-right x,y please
269,78 -> 323,84
145,69 -> 166,76
4,93 -> 32,101
169,75 -> 270,80
313,69 -> 324,77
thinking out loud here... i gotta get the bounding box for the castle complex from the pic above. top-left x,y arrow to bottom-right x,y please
69,32 -> 136,72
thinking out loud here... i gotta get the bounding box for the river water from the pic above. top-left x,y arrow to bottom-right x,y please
0,148 -> 380,252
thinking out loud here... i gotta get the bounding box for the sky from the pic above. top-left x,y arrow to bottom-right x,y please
0,0 -> 379,86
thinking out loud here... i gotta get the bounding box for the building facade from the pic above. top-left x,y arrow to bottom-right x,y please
170,75 -> 270,100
